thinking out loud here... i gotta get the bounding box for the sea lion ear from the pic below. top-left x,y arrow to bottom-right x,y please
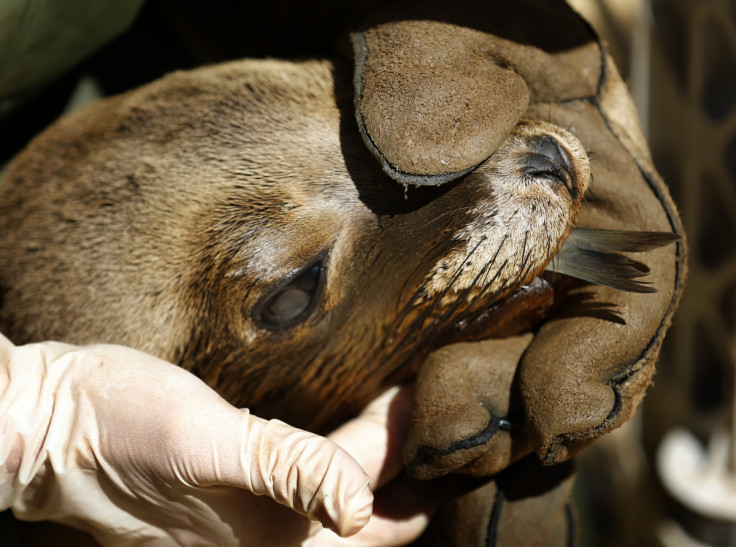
351,19 -> 530,186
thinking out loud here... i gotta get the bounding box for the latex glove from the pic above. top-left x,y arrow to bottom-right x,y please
0,333 -> 426,546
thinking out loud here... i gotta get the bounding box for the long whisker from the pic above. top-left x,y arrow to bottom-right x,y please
423,205 -> 478,226
452,227 -> 541,327
421,240 -> 501,332
392,236 -> 457,332
386,238 -> 485,363
440,233 -> 509,322
452,257 -> 510,327
409,235 -> 512,355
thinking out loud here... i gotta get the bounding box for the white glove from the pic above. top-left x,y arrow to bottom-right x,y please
0,333 -> 429,546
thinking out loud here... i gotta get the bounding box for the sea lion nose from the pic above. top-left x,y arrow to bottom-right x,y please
522,136 -> 578,199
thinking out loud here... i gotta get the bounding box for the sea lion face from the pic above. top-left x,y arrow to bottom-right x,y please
0,59 -> 588,430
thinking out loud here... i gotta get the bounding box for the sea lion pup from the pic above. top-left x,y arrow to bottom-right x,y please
0,58 -> 589,431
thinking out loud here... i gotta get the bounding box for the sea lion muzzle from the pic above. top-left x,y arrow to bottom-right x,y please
399,120 -> 589,322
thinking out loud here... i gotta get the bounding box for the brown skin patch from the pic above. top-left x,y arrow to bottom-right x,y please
0,59 -> 588,432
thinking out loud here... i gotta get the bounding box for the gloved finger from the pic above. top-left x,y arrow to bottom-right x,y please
405,335 -> 535,480
310,474 -> 442,547
351,0 -> 600,187
76,344 -> 373,538
229,385 -> 414,537
327,385 -> 413,490
239,413 -> 373,537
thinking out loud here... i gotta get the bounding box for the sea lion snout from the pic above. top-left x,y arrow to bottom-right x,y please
400,123 -> 591,478
486,120 -> 589,203
420,121 -> 589,307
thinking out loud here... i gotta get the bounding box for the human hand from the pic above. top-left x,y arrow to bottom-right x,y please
0,333 -> 428,546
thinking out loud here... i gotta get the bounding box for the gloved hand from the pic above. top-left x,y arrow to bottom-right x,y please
0,333 -> 427,546
352,0 -> 685,472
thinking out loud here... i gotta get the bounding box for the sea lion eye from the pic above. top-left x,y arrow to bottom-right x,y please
523,136 -> 577,198
257,263 -> 323,328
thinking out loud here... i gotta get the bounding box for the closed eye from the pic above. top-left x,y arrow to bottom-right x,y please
256,262 -> 324,329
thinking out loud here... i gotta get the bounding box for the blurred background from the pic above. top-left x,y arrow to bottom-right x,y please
569,1 -> 736,545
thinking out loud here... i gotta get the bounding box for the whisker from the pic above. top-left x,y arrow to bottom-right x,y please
393,237 -> 457,332
422,240 -> 502,333
423,205 -> 478,226
428,232 -> 512,336
451,233 -> 509,319
386,237 -> 484,362
453,257 -> 510,326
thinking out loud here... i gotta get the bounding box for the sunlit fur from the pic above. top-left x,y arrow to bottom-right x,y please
422,121 -> 589,302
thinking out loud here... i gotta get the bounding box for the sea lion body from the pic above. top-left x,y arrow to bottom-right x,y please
0,58 -> 588,430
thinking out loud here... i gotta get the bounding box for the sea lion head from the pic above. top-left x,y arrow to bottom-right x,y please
0,58 -> 588,431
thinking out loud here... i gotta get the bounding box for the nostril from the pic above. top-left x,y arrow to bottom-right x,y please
523,153 -> 561,175
522,136 -> 577,199
535,136 -> 574,173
